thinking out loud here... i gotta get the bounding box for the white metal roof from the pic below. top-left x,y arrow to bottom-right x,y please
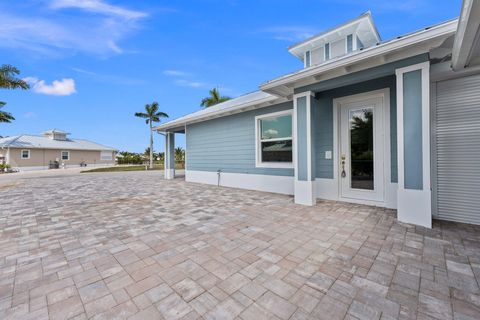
261,19 -> 458,96
154,91 -> 284,132
155,18 -> 458,132
0,135 -> 116,151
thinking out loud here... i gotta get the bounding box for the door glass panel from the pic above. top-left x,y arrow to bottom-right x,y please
349,108 -> 374,190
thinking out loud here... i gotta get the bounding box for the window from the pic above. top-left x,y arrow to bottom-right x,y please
304,50 -> 311,68
346,34 -> 353,53
21,150 -> 30,159
324,43 -> 330,60
256,111 -> 293,168
61,151 -> 70,161
101,151 -> 112,161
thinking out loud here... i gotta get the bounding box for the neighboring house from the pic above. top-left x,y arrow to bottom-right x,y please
155,3 -> 480,227
0,129 -> 116,171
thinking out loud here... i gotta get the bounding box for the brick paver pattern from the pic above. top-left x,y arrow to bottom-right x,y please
1,171 -> 479,319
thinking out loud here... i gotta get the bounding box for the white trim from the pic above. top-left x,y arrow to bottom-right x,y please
261,20 -> 457,91
20,149 -> 30,160
293,91 -> 316,206
304,50 -> 311,68
184,123 -> 188,170
452,0 -> 480,70
154,93 -> 287,132
61,150 -> 70,161
254,109 -> 294,169
331,88 -> 395,208
165,169 -> 175,180
186,170 -> 294,195
164,132 -> 175,179
395,61 -> 432,228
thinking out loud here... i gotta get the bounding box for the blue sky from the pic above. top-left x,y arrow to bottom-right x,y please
0,0 -> 460,152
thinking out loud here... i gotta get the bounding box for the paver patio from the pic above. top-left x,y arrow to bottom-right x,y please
0,171 -> 479,319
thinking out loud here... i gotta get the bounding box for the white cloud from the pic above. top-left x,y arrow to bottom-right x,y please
264,129 -> 278,137
25,77 -> 76,96
0,1 -> 149,57
163,70 -> 191,77
262,26 -> 316,42
71,67 -> 145,85
50,0 -> 147,20
174,79 -> 206,88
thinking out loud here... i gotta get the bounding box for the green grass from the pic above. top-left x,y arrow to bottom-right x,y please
81,165 -> 164,173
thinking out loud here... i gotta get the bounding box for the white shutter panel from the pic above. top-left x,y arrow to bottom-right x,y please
435,74 -> 480,224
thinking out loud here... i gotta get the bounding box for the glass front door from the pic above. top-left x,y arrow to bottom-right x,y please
340,97 -> 384,202
349,107 -> 374,190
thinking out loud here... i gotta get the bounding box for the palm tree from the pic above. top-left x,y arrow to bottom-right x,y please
0,102 -> 14,123
0,65 -> 29,125
0,65 -> 29,90
200,88 -> 231,108
135,102 -> 168,169
174,147 -> 184,162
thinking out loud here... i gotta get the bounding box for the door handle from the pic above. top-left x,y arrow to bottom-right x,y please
341,154 -> 346,178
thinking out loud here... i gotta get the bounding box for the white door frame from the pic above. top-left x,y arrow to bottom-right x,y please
331,88 -> 396,208
339,97 -> 384,202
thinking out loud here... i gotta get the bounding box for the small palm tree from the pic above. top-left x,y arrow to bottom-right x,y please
0,65 -> 29,90
200,88 -> 231,108
0,102 -> 14,123
135,102 -> 168,169
174,147 -> 184,162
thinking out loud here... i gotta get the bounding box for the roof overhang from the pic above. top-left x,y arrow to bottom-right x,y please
262,19 -> 458,97
452,0 -> 480,70
153,93 -> 289,132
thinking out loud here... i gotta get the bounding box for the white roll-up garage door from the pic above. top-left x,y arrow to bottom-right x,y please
434,74 -> 480,225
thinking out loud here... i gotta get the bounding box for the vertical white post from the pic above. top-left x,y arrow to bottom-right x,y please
164,132 -> 175,180
293,91 -> 316,205
6,147 -> 10,166
395,62 -> 432,228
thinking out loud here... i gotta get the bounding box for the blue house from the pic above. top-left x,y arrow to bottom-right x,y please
155,4 -> 480,228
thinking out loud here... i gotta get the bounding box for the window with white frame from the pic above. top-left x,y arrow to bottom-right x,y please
256,111 -> 293,167
21,149 -> 30,159
61,151 -> 70,161
100,151 -> 112,161
304,50 -> 311,68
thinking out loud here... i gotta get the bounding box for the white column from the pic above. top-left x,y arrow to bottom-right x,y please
395,62 -> 432,228
6,147 -> 10,165
164,132 -> 175,180
293,91 -> 316,205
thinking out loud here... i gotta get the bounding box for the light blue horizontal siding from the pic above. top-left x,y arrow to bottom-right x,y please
314,75 -> 398,182
186,102 -> 294,176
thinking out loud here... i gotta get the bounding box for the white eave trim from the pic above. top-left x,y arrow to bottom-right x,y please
262,19 -> 458,92
154,95 -> 287,132
452,0 -> 480,70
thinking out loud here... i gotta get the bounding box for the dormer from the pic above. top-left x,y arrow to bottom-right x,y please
42,129 -> 70,141
288,12 -> 381,68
